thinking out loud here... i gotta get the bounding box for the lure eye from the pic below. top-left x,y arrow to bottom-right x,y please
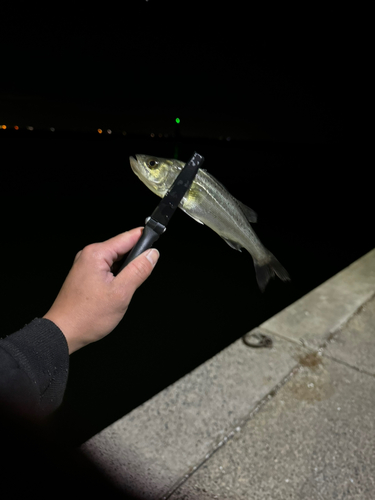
148,159 -> 158,169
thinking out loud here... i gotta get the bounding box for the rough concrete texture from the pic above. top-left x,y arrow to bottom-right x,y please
171,355 -> 375,500
81,248 -> 375,499
261,248 -> 375,349
81,335 -> 306,498
324,293 -> 375,375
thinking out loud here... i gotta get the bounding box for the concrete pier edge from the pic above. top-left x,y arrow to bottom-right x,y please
81,248 -> 375,499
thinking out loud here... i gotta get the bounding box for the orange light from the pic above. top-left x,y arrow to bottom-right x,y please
14,126 -> 19,130
97,128 -> 103,134
1,125 -> 6,129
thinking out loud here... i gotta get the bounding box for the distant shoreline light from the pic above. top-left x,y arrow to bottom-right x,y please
1,124 -> 237,142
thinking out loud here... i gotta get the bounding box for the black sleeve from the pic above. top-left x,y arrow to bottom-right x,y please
0,321 -> 137,499
0,318 -> 69,418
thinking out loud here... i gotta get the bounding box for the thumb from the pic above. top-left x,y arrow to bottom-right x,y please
115,248 -> 160,293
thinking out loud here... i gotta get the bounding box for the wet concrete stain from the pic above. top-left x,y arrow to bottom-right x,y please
285,351 -> 335,403
298,351 -> 323,370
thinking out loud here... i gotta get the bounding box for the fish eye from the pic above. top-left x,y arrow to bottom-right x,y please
148,159 -> 159,169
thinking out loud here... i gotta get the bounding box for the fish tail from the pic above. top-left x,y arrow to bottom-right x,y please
254,252 -> 290,292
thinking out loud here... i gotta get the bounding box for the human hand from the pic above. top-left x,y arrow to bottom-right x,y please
43,228 -> 159,354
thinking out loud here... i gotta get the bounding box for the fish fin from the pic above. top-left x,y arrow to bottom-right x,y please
254,252 -> 290,292
236,200 -> 258,223
179,206 -> 204,225
222,237 -> 243,252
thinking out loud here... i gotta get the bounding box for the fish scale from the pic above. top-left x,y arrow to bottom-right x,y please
181,169 -> 256,246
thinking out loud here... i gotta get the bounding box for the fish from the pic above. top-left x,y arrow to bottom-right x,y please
129,154 -> 290,291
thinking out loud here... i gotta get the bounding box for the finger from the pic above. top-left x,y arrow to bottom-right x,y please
115,248 -> 159,293
99,228 -> 144,265
74,249 -> 82,262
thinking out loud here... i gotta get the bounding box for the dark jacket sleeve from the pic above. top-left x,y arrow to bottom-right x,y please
0,318 -> 69,418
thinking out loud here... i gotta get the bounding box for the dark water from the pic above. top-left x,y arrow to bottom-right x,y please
1,130 -> 372,445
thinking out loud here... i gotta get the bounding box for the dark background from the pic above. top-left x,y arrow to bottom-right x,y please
1,5 -> 371,445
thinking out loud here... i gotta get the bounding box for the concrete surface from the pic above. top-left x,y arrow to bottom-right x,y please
81,248 -> 375,499
261,248 -> 375,350
324,295 -> 375,376
170,338 -> 375,499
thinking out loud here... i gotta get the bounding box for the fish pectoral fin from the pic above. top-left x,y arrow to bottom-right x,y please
222,237 -> 243,252
236,200 -> 258,223
179,206 -> 205,225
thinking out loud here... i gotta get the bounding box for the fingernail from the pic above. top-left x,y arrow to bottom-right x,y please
146,248 -> 160,267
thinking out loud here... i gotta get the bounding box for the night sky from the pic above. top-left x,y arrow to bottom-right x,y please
1,5 -> 355,141
1,6 -> 371,444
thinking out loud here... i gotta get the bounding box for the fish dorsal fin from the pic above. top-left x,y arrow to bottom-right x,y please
236,200 -> 258,223
222,237 -> 243,252
179,205 -> 204,224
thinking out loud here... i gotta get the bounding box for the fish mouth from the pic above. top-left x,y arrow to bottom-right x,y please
129,155 -> 147,181
129,156 -> 140,175
129,154 -> 142,164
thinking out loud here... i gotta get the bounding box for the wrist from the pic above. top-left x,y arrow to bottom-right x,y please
43,312 -> 83,354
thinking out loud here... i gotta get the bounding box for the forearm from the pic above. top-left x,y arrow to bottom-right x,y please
0,318 -> 69,418
0,229 -> 158,417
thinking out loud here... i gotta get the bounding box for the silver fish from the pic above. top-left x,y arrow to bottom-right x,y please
129,154 -> 290,291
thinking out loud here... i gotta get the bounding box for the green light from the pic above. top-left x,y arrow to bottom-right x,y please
175,117 -> 180,124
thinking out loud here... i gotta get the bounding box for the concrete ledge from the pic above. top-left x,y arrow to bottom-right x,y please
171,326 -> 375,499
81,336 -> 306,498
261,249 -> 375,349
81,248 -> 375,499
